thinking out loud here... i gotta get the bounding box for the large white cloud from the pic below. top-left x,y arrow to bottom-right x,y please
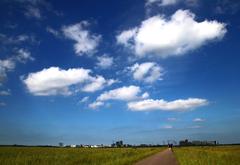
62,21 -> 101,56
128,98 -> 208,111
97,85 -> 141,101
22,67 -> 115,96
117,9 -> 226,58
129,62 -> 163,83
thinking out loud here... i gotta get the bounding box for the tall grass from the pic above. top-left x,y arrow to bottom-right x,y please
0,147 -> 164,165
174,146 -> 240,165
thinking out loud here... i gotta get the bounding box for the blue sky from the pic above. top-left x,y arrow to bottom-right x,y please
0,0 -> 240,145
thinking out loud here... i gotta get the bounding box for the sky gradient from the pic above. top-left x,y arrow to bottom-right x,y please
0,0 -> 240,146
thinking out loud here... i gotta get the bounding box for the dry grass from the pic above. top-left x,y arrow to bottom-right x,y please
174,146 -> 240,165
0,147 -> 164,165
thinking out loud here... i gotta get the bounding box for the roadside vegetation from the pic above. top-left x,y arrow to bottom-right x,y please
174,146 -> 240,165
0,147 -> 164,165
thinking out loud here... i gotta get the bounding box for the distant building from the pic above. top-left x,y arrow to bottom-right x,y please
179,139 -> 217,146
112,140 -> 124,147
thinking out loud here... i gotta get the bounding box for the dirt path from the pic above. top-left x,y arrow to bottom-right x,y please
134,149 -> 179,165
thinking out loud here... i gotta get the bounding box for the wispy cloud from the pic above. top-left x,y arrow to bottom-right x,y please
62,21 -> 101,56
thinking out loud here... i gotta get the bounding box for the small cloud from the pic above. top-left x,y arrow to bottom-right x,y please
167,117 -> 177,121
79,96 -> 89,103
193,118 -> 205,122
62,21 -> 101,56
88,101 -> 104,109
161,125 -> 173,129
0,102 -> 6,106
46,27 -> 60,37
128,98 -> 208,112
188,125 -> 202,129
96,54 -> 113,69
24,6 -> 42,19
0,90 -> 11,96
128,62 -> 164,83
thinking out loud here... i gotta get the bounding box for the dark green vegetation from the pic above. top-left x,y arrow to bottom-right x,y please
0,147 -> 164,165
174,146 -> 240,165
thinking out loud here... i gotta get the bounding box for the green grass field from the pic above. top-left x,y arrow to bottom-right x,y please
174,146 -> 240,165
0,147 -> 164,165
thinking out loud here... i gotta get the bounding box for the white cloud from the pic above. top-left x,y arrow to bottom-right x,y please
79,96 -> 89,103
22,67 -> 114,96
46,27 -> 60,37
193,118 -> 205,122
129,62 -> 164,83
96,55 -> 113,69
146,0 -> 178,6
24,6 -> 42,19
117,9 -> 226,58
97,85 -> 141,101
0,49 -> 33,82
188,125 -> 202,129
16,49 -> 34,63
62,21 -> 101,56
88,101 -> 104,109
146,0 -> 198,6
82,76 -> 116,92
116,28 -> 137,47
141,92 -> 150,99
0,58 -> 16,82
128,98 -> 208,111
0,34 -> 33,45
0,90 -> 11,96
161,125 -> 173,129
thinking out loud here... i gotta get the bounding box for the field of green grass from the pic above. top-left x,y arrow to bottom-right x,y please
0,147 -> 164,165
174,146 -> 240,165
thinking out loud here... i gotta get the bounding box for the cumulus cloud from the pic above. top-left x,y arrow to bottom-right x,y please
62,21 -> 101,56
82,76 -> 116,92
117,9 -> 226,58
129,62 -> 164,83
22,67 -> 115,96
97,85 -> 141,101
88,101 -> 104,109
128,98 -> 208,111
88,85 -> 144,109
193,118 -> 205,122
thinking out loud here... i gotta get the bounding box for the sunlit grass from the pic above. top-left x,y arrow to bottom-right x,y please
174,146 -> 240,165
0,147 -> 164,165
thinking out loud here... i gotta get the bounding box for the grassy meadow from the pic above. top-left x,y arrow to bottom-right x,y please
174,146 -> 240,165
0,147 -> 164,165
